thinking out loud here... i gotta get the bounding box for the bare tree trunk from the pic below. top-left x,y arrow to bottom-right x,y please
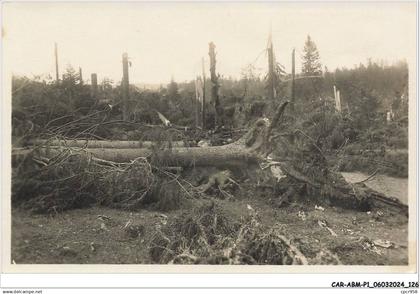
20,103 -> 287,168
209,42 -> 222,128
21,137 -> 260,168
79,67 -> 83,85
291,48 -> 295,113
267,34 -> 275,101
202,57 -> 207,130
91,73 -> 98,98
82,144 -> 259,167
122,53 -> 130,121
54,43 -> 59,84
28,119 -> 270,167
29,139 -> 187,149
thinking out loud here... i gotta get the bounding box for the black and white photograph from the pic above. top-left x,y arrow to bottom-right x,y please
2,0 -> 417,276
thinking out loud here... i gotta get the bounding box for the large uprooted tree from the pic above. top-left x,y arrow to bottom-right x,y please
14,101 -> 407,215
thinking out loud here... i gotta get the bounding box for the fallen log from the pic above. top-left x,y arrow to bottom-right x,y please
18,103 -> 288,167
21,122 -> 268,168
18,145 -> 258,168
29,139 -> 188,149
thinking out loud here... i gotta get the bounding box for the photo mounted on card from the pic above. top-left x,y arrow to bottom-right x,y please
1,1 -> 417,273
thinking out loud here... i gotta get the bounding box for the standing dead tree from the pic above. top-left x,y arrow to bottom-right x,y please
54,43 -> 60,84
267,32 -> 276,101
194,76 -> 204,129
91,73 -> 98,98
291,48 -> 296,113
79,67 -> 83,85
122,52 -> 130,121
209,42 -> 222,128
202,57 -> 207,130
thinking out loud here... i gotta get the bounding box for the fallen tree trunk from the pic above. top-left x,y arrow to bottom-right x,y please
19,103 -> 286,167
29,139 -> 188,149
22,120 -> 269,168
30,144 -> 259,168
90,143 -> 257,167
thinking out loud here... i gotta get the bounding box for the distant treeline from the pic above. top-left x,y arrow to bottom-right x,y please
12,59 -> 408,134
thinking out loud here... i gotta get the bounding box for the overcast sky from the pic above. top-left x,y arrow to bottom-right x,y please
3,1 -> 416,85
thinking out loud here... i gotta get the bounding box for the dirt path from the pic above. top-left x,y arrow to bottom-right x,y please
342,172 -> 408,204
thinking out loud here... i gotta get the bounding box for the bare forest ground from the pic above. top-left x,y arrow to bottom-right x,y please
12,174 -> 408,265
10,60 -> 410,267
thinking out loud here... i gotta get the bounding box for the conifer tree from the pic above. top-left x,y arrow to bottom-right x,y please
302,35 -> 322,76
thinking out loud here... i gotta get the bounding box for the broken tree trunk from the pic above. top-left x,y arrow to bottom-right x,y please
267,31 -> 275,101
79,67 -> 83,85
122,52 -> 130,121
29,139 -> 187,149
27,120 -> 270,168
54,43 -> 59,83
209,42 -> 222,128
91,73 -> 98,98
202,57 -> 207,130
22,102 -> 288,168
291,48 -> 295,113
